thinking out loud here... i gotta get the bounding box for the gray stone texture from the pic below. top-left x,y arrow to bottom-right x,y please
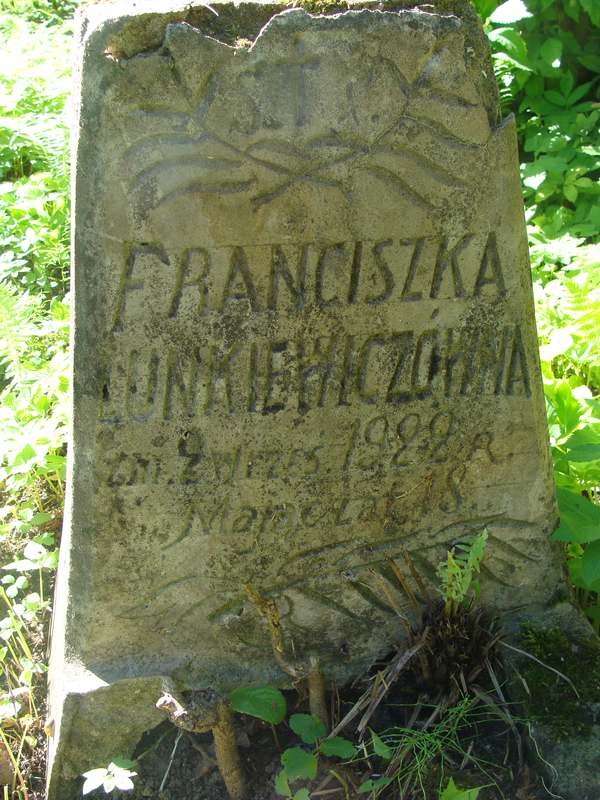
48,1 -> 563,795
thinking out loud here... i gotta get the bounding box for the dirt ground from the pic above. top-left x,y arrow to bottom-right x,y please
128,685 -> 549,800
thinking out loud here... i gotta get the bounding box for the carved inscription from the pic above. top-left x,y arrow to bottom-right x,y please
100,323 -> 530,423
100,231 -> 532,422
98,409 -> 499,488
110,233 -> 505,329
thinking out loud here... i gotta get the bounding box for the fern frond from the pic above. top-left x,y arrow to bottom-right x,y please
0,282 -> 41,386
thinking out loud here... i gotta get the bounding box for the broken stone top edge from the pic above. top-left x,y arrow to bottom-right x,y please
252,7 -> 460,51
160,7 -> 461,58
80,0 -> 460,55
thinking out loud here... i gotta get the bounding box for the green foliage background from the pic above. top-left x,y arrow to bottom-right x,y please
0,0 -> 597,793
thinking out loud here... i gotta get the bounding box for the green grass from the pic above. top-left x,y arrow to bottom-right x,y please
0,6 -> 71,795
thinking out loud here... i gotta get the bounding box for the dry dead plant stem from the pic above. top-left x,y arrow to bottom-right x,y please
245,584 -> 303,680
213,701 -> 246,800
398,548 -> 432,603
308,656 -> 329,727
156,691 -> 246,800
386,559 -> 420,616
328,639 -> 425,739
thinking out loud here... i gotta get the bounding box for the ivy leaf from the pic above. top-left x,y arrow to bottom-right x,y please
289,714 -> 326,745
319,737 -> 357,759
281,748 -> 318,781
229,686 -> 287,724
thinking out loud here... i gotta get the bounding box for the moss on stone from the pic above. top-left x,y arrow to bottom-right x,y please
515,624 -> 600,739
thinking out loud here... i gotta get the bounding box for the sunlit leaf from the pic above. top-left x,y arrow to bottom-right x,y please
490,0 -> 531,23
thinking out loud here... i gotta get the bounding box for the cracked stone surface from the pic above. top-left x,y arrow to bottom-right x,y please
48,2 -> 563,796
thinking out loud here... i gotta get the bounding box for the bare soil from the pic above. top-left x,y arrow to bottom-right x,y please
127,677 -> 549,800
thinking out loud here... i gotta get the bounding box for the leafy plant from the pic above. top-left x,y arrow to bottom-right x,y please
81,759 -> 138,795
477,0 -> 600,239
474,0 -> 600,631
229,685 -> 287,725
436,532 -> 488,617
439,777 -> 481,800
0,5 -> 71,796
229,687 -> 358,799
355,696 -> 496,799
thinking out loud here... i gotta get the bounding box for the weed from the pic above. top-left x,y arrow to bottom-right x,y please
0,5 -> 71,795
81,758 -> 138,795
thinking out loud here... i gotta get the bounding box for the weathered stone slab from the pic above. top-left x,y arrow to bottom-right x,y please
49,0 -> 562,795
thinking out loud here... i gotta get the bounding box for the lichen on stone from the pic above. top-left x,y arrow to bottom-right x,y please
515,624 -> 600,739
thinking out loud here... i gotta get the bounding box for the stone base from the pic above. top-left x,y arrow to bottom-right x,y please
47,664 -> 165,800
504,603 -> 600,800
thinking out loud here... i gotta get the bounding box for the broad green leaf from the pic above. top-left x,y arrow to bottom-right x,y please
562,428 -> 600,463
581,542 -> 600,589
371,731 -> 392,760
281,748 -> 318,781
539,38 -> 562,67
579,55 -> 600,72
319,737 -> 357,759
440,777 -> 481,799
564,184 -> 578,204
488,28 -> 531,71
580,0 -> 600,26
229,686 -> 287,724
358,777 -> 392,793
568,82 -> 594,107
545,90 -> 566,108
552,488 -> 600,544
584,606 -> 600,623
275,769 -> 292,798
546,381 -> 582,437
559,71 -> 574,98
294,790 -> 310,800
289,714 -> 326,745
471,0 -> 501,21
110,757 -> 137,771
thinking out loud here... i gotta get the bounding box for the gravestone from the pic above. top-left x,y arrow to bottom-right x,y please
48,0 -> 562,795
